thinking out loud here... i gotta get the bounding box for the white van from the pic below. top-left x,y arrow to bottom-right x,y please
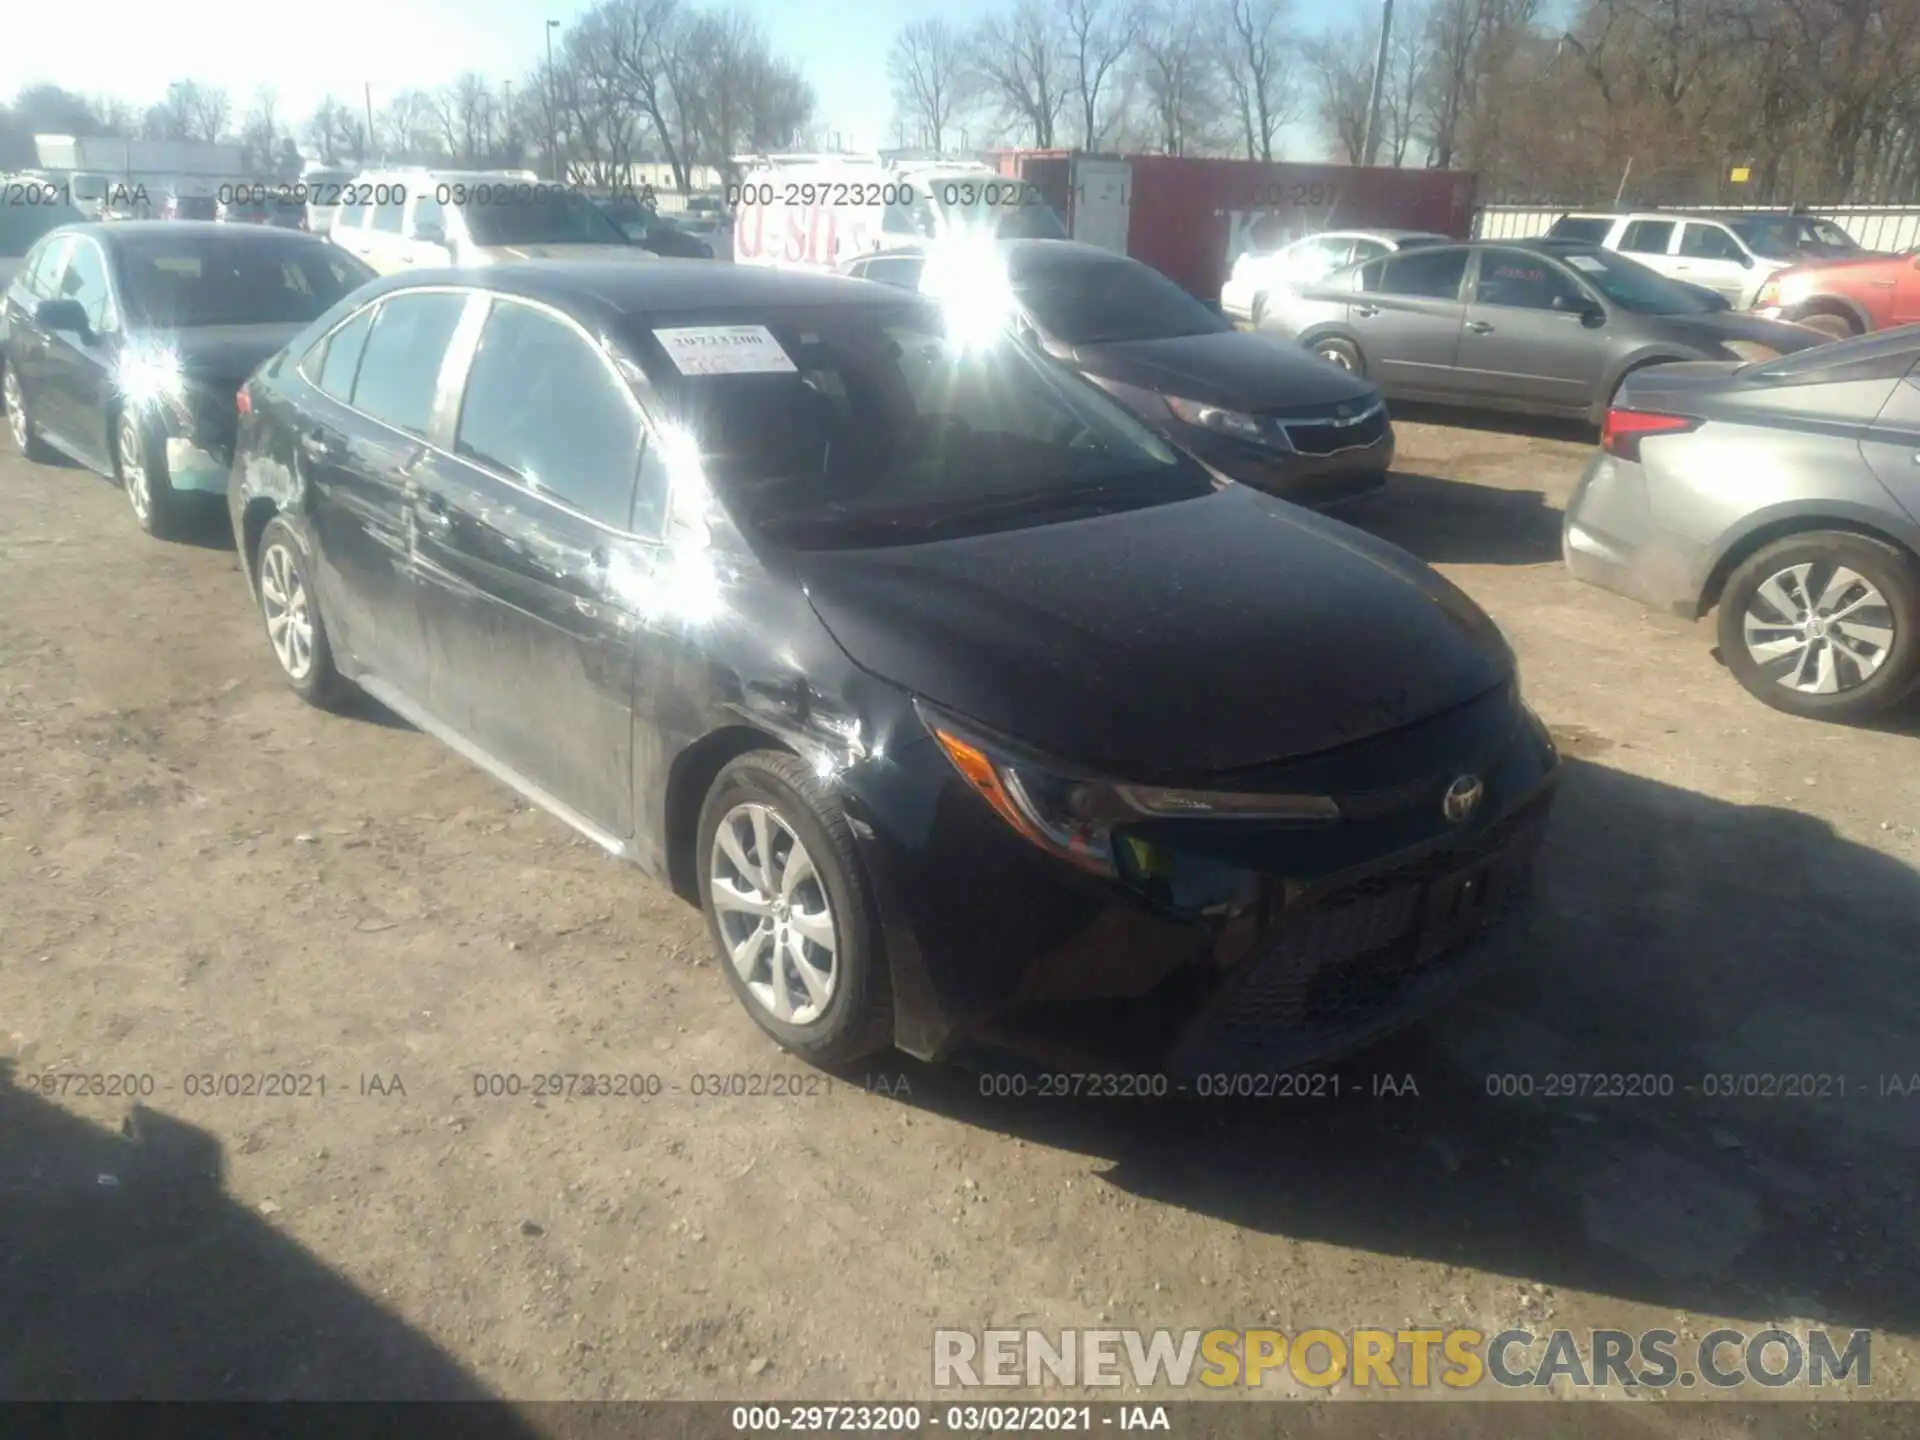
327,168 -> 650,275
299,164 -> 360,235
729,155 -> 1066,274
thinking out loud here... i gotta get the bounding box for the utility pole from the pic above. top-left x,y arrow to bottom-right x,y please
545,19 -> 561,182
364,83 -> 376,163
1360,0 -> 1396,167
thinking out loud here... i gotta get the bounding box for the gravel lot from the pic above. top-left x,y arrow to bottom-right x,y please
3,409 -> 1918,1405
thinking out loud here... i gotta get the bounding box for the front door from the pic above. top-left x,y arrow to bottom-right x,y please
37,235 -> 121,468
1456,248 -> 1608,410
408,294 -> 653,838
1671,222 -> 1755,303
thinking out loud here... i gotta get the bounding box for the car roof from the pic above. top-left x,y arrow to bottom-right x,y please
51,221 -> 333,246
381,260 -> 926,317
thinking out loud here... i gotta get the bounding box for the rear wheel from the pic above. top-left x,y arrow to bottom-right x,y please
255,516 -> 349,709
1717,531 -> 1920,723
1797,312 -> 1858,342
4,364 -> 54,462
697,751 -> 893,1066
1314,337 -> 1363,376
116,409 -> 181,539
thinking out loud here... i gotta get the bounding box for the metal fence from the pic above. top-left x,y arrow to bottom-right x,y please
1474,203 -> 1920,252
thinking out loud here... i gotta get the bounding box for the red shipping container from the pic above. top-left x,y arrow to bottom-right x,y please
992,151 -> 1478,302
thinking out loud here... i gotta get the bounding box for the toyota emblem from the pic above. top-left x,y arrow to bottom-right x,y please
1442,775 -> 1484,824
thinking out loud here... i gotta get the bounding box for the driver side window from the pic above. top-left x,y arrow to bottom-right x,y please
1474,250 -> 1588,312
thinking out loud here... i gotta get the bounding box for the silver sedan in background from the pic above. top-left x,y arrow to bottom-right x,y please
1565,327 -> 1920,722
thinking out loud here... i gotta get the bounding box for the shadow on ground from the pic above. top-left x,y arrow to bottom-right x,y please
874,758 -> 1920,1339
0,1068 -> 537,1414
1391,400 -> 1598,445
1339,470 -> 1563,566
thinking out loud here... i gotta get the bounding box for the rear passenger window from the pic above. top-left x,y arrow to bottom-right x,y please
372,193 -> 405,234
336,204 -> 365,230
454,299 -> 642,530
351,292 -> 467,435
1364,248 -> 1469,300
1679,223 -> 1744,261
311,307 -> 375,401
1618,220 -> 1674,255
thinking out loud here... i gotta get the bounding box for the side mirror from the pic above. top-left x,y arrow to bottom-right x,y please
35,298 -> 91,336
1579,302 -> 1606,326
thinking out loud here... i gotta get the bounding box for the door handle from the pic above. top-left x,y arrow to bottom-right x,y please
299,431 -> 345,462
414,493 -> 452,535
1353,304 -> 1380,318
1466,320 -> 1495,334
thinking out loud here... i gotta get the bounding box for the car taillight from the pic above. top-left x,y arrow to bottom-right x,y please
1600,408 -> 1700,462
236,386 -> 252,416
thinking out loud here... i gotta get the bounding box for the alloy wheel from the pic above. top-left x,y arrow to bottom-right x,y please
1319,346 -> 1354,372
1741,560 -> 1894,695
708,801 -> 839,1026
4,370 -> 27,452
119,415 -> 152,524
258,540 -> 316,681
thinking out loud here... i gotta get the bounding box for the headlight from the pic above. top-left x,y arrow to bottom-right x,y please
1754,279 -> 1782,308
1164,396 -> 1266,444
921,705 -> 1339,878
1722,340 -> 1781,364
115,344 -> 186,411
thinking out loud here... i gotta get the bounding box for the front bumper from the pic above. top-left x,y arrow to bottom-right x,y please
1562,452 -> 1709,617
1176,420 -> 1394,509
849,684 -> 1558,1074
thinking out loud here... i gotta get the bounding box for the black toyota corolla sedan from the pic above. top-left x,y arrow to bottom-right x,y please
842,239 -> 1395,509
2,221 -> 374,537
227,261 -> 1559,1074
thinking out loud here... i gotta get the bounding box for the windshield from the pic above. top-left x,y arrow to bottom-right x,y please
460,186 -> 631,246
0,199 -> 83,257
629,302 -> 1207,545
1727,214 -> 1860,259
118,237 -> 373,327
1549,246 -> 1721,315
1012,254 -> 1231,345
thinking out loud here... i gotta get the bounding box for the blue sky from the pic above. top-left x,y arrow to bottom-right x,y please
3,0 -> 1357,154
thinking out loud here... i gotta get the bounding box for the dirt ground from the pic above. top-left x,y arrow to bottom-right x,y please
3,409 -> 1919,1408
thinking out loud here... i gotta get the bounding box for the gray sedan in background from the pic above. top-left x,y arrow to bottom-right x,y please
1565,327 -> 1920,722
1261,240 -> 1827,424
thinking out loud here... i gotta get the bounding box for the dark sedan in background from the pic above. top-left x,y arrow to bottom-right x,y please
1262,240 -> 1829,424
3,222 -> 373,537
1567,327 -> 1920,723
226,261 -> 1557,1075
844,239 -> 1395,508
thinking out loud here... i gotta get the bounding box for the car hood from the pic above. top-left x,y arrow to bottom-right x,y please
793,483 -> 1513,774
1654,309 -> 1829,354
1069,330 -> 1376,412
472,242 -> 651,263
1771,251 -> 1906,283
163,323 -> 310,385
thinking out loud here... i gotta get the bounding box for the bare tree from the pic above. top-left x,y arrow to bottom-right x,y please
1304,17 -> 1375,163
304,95 -> 354,164
889,19 -> 967,153
968,0 -> 1068,148
1135,6 -> 1229,155
1217,0 -> 1297,162
1061,0 -> 1143,148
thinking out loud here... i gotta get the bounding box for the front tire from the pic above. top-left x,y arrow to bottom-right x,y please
4,363 -> 55,462
1717,531 -> 1920,723
254,516 -> 349,709
1797,312 -> 1858,342
697,751 -> 893,1066
116,409 -> 181,539
1314,337 -> 1363,376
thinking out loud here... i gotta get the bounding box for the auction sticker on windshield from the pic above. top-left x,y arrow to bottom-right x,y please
653,326 -> 798,376
1565,255 -> 1607,272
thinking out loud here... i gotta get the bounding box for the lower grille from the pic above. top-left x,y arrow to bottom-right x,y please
1183,793 -> 1553,1064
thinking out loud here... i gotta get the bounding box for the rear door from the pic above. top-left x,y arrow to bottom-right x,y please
1456,247 -> 1608,409
298,289 -> 470,684
1614,218 -> 1677,270
399,189 -> 455,269
1672,221 -> 1753,302
36,235 -> 121,466
1350,247 -> 1471,395
357,187 -> 410,274
408,294 -> 654,838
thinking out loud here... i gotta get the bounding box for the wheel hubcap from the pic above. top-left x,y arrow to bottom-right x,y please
1742,561 -> 1894,696
1321,348 -> 1352,371
5,372 -> 26,451
120,418 -> 150,522
709,802 -> 838,1026
259,541 -> 316,681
